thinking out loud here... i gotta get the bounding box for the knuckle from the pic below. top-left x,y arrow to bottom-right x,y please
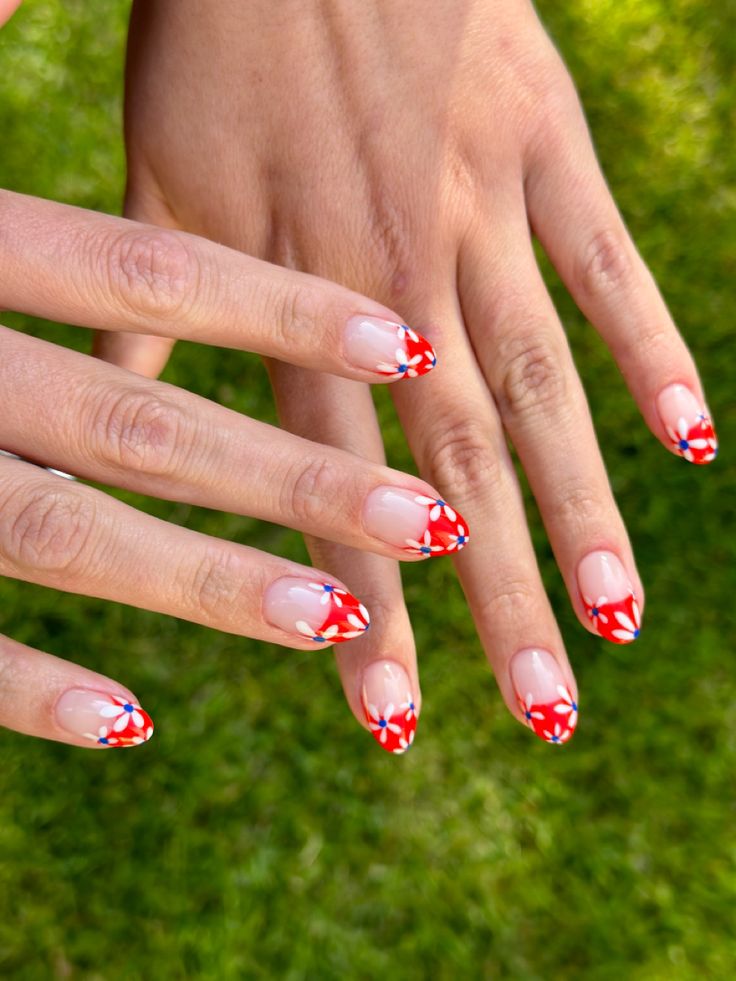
186,548 -> 246,623
475,578 -> 538,626
285,458 -> 351,529
103,228 -> 199,320
1,484 -> 96,574
273,283 -> 323,352
549,484 -> 603,535
575,229 -> 633,299
496,328 -> 567,417
425,419 -> 502,502
87,387 -> 190,476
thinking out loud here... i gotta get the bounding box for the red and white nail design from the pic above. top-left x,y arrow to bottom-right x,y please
344,317 -> 437,380
264,577 -> 370,644
56,690 -> 154,748
363,486 -> 468,557
510,649 -> 578,745
578,550 -> 641,644
362,661 -> 417,754
657,384 -> 718,465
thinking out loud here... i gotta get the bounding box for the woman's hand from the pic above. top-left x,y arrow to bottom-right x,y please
109,0 -> 717,753
0,189 -> 468,748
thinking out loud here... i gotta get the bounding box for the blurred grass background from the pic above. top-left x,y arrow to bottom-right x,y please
0,1 -> 734,977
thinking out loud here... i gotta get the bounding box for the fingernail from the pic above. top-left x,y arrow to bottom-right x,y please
344,316 -> 436,379
510,648 -> 577,745
656,383 -> 718,465
56,690 -> 154,747
362,660 -> 417,754
264,577 -> 370,644
577,550 -> 641,644
363,486 -> 469,557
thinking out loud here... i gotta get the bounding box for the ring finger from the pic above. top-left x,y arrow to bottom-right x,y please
459,213 -> 644,645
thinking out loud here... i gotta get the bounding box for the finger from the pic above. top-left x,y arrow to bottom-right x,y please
0,632 -> 155,749
0,1 -> 22,26
0,454 -> 371,649
93,330 -> 176,379
92,190 -> 181,378
0,189 -> 436,385
459,216 -> 644,644
270,362 -> 419,755
524,99 -> 718,465
0,326 -> 465,562
390,287 -> 579,746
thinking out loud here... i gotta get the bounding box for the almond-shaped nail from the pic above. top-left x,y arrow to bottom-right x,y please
578,550 -> 641,644
657,383 -> 718,465
56,690 -> 154,747
344,317 -> 436,379
362,660 -> 417,754
264,576 -> 370,643
363,486 -> 469,557
510,649 -> 577,745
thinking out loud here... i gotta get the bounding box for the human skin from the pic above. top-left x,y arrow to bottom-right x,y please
0,191 -> 474,747
98,0 -> 720,754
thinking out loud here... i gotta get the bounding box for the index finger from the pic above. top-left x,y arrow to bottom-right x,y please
0,190 -> 437,385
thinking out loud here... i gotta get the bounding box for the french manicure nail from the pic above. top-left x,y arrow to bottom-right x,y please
510,649 -> 577,745
264,577 -> 370,643
56,690 -> 154,747
656,383 -> 718,465
344,316 -> 437,379
362,660 -> 417,754
363,486 -> 469,557
578,550 -> 641,644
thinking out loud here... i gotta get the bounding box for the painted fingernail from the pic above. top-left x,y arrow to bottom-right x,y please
362,660 -> 417,754
264,576 -> 370,644
56,690 -> 154,748
363,486 -> 469,557
657,383 -> 718,465
578,550 -> 641,644
344,316 -> 436,379
510,649 -> 577,745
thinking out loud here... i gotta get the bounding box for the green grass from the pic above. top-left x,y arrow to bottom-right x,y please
0,1 -> 734,977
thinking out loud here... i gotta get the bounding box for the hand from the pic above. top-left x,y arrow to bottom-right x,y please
113,0 -> 716,752
0,189 -> 467,748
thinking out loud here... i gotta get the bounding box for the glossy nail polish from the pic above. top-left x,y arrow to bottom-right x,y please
56,690 -> 154,747
363,486 -> 469,557
657,383 -> 718,464
577,550 -> 641,644
264,577 -> 370,644
344,317 -> 436,379
510,648 -> 577,745
362,660 -> 417,754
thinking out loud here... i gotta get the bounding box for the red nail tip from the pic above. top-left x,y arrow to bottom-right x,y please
516,686 -> 578,745
666,413 -> 718,465
363,692 -> 417,754
84,695 -> 154,748
583,592 -> 641,644
403,496 -> 469,557
375,325 -> 437,380
294,582 -> 370,644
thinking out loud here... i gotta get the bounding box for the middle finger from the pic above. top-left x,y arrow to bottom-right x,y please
0,326 -> 465,564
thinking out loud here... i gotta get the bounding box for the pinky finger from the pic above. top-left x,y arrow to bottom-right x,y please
0,632 -> 154,749
525,103 -> 719,466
